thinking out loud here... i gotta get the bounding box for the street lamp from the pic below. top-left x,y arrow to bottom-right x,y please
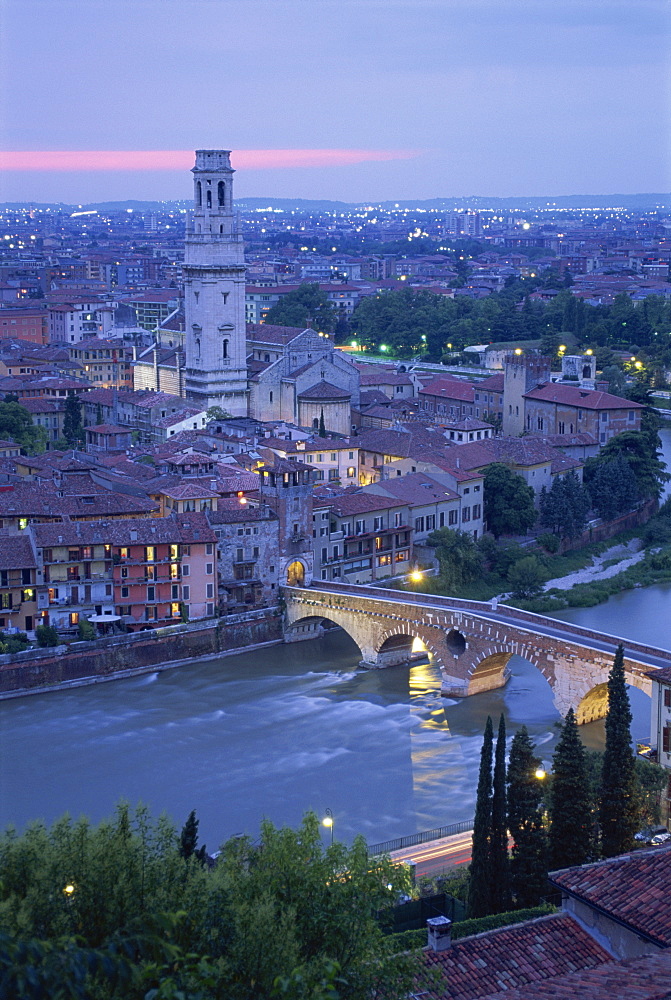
322,808 -> 334,845
535,767 -> 546,780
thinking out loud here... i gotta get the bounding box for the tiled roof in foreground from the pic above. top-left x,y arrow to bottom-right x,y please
423,912 -> 610,1000
549,844 -> 671,948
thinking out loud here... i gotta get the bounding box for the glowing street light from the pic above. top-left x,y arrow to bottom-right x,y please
322,808 -> 334,845
409,570 -> 423,584
514,348 -> 523,356
380,344 -> 388,352
534,767 -> 546,781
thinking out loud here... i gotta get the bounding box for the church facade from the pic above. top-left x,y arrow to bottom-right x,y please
183,150 -> 360,429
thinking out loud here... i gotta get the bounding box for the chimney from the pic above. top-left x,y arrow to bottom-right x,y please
427,916 -> 452,952
595,380 -> 609,392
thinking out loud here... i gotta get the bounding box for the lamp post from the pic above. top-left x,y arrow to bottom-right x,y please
322,808 -> 334,846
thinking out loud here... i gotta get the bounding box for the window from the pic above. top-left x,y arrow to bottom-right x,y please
462,507 -> 471,522
253,546 -> 259,558
172,585 -> 179,600
463,488 -> 470,495
394,512 -> 402,527
665,689 -> 671,708
145,546 -> 156,562
664,726 -> 671,754
628,410 -> 635,422
69,612 -> 79,626
182,585 -> 190,600
206,563 -> 213,574
347,467 -> 355,478
170,563 -> 179,579
121,586 -> 129,598
374,516 -> 383,531
474,485 -> 481,492
355,519 -> 365,534
348,451 -> 354,460
170,544 -> 179,559
426,515 -> 435,531
601,412 -> 608,422
414,516 -> 425,532
21,589 -> 34,602
206,583 -> 214,598
147,586 -> 155,601
472,503 -> 481,519
448,510 -> 458,526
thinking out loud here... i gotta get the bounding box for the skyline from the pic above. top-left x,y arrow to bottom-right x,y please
1,0 -> 670,203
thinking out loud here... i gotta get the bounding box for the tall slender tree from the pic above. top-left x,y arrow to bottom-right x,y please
548,708 -> 592,870
467,716 -> 494,918
507,727 -> 548,908
600,644 -> 637,857
490,714 -> 511,912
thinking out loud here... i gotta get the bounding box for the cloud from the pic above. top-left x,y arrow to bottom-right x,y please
0,149 -> 421,172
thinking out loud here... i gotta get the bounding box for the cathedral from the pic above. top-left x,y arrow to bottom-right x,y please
184,150 -> 360,430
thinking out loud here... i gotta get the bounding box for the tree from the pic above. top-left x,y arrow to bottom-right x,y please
587,455 -> 639,521
319,408 -> 326,437
490,714 -> 511,913
507,727 -> 548,908
0,399 -> 47,454
483,464 -> 536,539
600,644 -> 637,856
585,426 -> 669,502
205,405 -> 231,422
426,528 -> 484,592
507,555 -> 546,599
0,805 -> 421,1000
538,469 -> 590,538
548,708 -> 592,870
264,283 -> 336,333
179,809 -> 208,864
63,395 -> 84,448
467,716 -> 494,918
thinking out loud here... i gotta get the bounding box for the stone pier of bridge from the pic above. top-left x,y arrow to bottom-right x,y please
282,585 -> 657,724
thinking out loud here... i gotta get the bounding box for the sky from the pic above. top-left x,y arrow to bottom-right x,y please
0,0 -> 669,204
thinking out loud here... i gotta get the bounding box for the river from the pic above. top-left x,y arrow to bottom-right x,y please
1,427 -> 670,849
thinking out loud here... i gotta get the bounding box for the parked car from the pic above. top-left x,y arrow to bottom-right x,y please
634,825 -> 668,844
651,831 -> 671,846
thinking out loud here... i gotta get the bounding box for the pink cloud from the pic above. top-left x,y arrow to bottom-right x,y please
0,149 -> 420,172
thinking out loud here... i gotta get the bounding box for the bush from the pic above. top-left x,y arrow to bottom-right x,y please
0,631 -> 29,654
389,903 -> 557,950
35,624 -> 59,647
537,532 -> 560,554
77,619 -> 96,641
507,555 -> 547,598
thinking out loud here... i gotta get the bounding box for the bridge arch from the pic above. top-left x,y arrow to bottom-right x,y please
375,625 -> 444,669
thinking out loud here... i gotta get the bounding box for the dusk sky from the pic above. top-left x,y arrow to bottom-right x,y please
1,0 -> 669,204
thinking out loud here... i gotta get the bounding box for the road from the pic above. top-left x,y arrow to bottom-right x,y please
389,831 -> 473,878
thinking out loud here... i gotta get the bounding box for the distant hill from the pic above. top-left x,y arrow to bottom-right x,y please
2,194 -> 669,213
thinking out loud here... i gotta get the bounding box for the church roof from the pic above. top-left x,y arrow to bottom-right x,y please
246,323 -> 309,345
297,380 -> 351,401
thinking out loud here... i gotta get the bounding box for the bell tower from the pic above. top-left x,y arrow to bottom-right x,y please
184,150 -> 248,416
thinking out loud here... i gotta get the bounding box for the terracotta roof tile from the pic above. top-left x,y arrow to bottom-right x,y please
549,845 -> 671,947
524,384 -> 644,410
423,913 -> 610,1000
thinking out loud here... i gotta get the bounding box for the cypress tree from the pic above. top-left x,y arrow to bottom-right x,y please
548,707 -> 592,870
319,409 -> 326,437
507,727 -> 548,908
467,716 -> 494,918
490,714 -> 510,912
179,809 -> 207,864
600,644 -> 637,857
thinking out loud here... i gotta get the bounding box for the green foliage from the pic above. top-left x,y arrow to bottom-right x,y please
538,469 -> 590,539
633,757 -> 668,829
426,527 -> 484,591
536,532 -> 560,554
548,708 -> 593,870
507,728 -> 548,908
490,715 -> 511,913
178,809 -> 207,865
319,409 -> 326,437
586,456 -> 639,521
205,406 -> 232,421
63,395 -> 84,449
265,283 -> 336,334
483,464 -> 536,539
585,426 -> 669,502
35,624 -> 60,647
467,717 -> 493,919
389,904 -> 557,951
0,805 -> 422,1000
0,398 -> 47,454
77,619 -> 96,642
0,630 -> 30,654
600,644 -> 637,856
507,556 -> 547,599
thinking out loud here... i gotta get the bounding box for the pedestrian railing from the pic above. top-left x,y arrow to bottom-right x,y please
368,819 -> 474,857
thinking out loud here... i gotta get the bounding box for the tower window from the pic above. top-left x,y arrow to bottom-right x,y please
269,392 -> 273,402
206,189 -> 212,208
218,181 -> 225,206
196,181 -> 202,206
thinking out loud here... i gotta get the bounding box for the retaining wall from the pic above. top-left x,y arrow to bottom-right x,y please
0,609 -> 283,699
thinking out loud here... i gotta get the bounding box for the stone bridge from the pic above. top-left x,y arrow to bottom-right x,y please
282,581 -> 671,723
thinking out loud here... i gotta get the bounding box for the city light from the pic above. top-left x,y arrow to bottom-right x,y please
409,570 -> 423,583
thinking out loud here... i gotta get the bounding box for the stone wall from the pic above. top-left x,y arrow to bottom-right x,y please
0,609 -> 283,699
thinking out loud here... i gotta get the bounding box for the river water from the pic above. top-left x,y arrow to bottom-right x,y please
1,428 -> 670,849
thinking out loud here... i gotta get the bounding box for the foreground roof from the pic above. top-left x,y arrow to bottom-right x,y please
549,845 -> 671,948
423,912 -> 610,1000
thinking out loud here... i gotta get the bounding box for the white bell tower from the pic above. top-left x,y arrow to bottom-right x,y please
184,150 -> 248,416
